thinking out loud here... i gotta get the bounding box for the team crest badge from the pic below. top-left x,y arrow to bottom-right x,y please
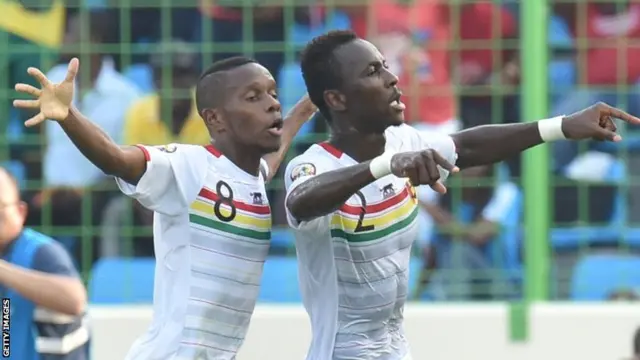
290,163 -> 316,181
250,192 -> 264,205
381,184 -> 396,198
156,144 -> 177,153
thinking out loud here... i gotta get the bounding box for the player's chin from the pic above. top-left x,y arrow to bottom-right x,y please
258,136 -> 282,154
387,110 -> 405,126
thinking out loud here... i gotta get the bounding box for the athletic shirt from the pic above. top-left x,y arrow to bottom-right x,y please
116,143 -> 271,360
284,124 -> 457,360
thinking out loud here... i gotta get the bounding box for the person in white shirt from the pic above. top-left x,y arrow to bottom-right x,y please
13,55 -> 317,360
284,30 -> 640,360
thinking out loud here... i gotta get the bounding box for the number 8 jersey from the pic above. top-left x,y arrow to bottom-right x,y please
116,143 -> 271,360
283,124 -> 457,360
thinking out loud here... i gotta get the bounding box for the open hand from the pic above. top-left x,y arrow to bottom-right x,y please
13,57 -> 79,127
562,102 -> 640,142
390,149 -> 460,194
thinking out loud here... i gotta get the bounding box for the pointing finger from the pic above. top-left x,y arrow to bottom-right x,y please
24,113 -> 46,127
12,99 -> 40,110
597,102 -> 640,125
64,58 -> 79,83
15,83 -> 41,97
27,67 -> 51,88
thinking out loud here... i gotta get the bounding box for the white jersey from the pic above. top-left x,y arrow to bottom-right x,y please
284,124 -> 457,360
116,143 -> 271,360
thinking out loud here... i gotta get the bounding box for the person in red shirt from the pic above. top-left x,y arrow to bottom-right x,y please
552,1 -> 640,171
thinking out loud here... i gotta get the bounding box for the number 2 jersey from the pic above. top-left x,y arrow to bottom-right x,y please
115,144 -> 271,360
284,124 -> 458,360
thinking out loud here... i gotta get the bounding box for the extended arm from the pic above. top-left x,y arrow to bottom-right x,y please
451,122 -> 542,169
0,241 -> 87,316
262,97 -> 317,182
60,107 -> 147,184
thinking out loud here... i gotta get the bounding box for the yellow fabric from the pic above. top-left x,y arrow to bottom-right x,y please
123,94 -> 210,146
0,0 -> 65,48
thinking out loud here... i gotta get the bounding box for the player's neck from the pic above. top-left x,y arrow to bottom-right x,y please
329,132 -> 386,163
212,141 -> 262,177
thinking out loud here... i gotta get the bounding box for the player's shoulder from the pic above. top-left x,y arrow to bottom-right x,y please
286,143 -> 337,171
144,143 -> 210,162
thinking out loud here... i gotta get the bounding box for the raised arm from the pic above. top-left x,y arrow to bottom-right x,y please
286,149 -> 458,223
451,103 -> 640,169
13,58 -> 146,185
261,94 -> 317,182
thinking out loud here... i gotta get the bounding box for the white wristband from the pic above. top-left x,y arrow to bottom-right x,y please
538,116 -> 566,142
369,152 -> 394,179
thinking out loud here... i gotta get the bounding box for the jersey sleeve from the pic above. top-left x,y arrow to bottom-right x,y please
392,124 -> 458,183
283,154 -> 332,232
115,144 -> 208,216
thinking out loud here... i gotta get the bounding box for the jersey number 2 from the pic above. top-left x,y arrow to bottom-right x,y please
213,181 -> 236,222
354,191 -> 374,233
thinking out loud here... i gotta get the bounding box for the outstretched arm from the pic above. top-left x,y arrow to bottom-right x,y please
13,58 -> 147,185
59,107 -> 147,184
451,103 -> 640,169
261,95 -> 317,182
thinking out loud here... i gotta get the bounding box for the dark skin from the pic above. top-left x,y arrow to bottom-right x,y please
13,59 -> 317,184
287,38 -> 640,222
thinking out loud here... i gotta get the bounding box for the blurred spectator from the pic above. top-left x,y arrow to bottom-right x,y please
26,11 -> 140,264
0,0 -> 65,179
122,40 -> 203,256
456,2 -> 520,175
199,1 -> 286,75
415,165 -> 519,300
0,167 -> 88,360
552,1 -> 640,171
631,326 -> 640,360
123,41 -> 205,146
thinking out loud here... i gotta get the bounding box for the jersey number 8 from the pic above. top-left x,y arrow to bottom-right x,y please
213,181 -> 237,222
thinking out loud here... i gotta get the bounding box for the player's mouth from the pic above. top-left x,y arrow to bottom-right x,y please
389,90 -> 406,112
267,117 -> 284,136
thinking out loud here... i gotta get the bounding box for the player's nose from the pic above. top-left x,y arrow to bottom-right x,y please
383,67 -> 399,88
266,94 -> 281,113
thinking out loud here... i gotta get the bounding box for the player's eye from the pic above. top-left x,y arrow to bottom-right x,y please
367,66 -> 379,76
269,92 -> 278,99
246,93 -> 260,102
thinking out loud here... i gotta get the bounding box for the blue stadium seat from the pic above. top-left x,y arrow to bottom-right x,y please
259,256 -> 301,302
271,227 -> 295,250
123,64 -> 154,94
289,11 -> 351,48
571,254 -> 640,300
277,62 -> 315,139
551,159 -> 640,249
89,257 -> 155,304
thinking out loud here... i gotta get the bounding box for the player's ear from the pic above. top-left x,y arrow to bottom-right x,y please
324,90 -> 346,112
202,108 -> 226,132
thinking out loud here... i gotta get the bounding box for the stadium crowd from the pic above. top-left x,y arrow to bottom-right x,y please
2,0 -> 640,307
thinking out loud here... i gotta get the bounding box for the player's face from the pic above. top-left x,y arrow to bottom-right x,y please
332,39 -> 405,133
219,63 -> 283,154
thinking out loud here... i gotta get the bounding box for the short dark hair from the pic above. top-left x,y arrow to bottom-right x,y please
300,30 -> 358,122
195,56 -> 257,116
